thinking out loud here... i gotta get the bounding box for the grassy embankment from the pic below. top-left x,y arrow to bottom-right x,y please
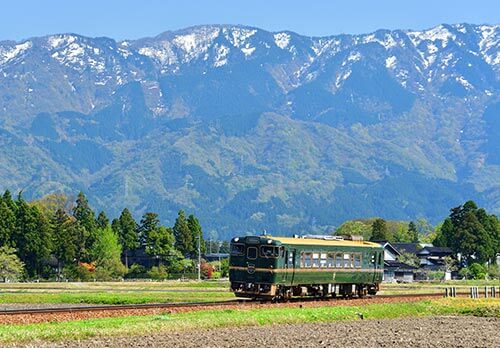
0,298 -> 498,344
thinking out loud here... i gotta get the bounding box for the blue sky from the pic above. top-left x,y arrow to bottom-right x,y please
1,0 -> 498,41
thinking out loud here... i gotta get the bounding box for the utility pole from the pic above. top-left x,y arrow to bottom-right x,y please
197,235 -> 201,281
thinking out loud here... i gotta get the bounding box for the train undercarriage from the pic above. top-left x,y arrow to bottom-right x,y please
231,282 -> 379,301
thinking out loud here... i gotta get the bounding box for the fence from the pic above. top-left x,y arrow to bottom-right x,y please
444,286 -> 498,298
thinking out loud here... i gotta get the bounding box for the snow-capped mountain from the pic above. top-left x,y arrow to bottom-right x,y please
0,24 -> 498,236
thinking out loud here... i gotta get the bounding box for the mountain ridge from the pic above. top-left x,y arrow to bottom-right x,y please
0,23 -> 498,238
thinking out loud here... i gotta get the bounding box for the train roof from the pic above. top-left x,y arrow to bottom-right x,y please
268,236 -> 382,248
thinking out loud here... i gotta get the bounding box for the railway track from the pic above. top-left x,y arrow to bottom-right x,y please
0,293 -> 445,317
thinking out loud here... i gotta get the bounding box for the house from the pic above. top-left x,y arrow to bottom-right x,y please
374,241 -> 416,283
417,246 -> 453,270
384,260 -> 418,283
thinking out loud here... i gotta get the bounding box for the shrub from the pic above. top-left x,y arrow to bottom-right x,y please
469,263 -> 487,280
63,263 -> 94,281
201,262 -> 214,279
126,264 -> 147,279
147,265 -> 169,280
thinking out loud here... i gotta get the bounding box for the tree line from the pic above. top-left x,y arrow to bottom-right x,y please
0,190 -> 218,280
335,200 -> 499,274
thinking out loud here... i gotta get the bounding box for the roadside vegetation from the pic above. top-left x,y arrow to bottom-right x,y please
0,298 -> 497,344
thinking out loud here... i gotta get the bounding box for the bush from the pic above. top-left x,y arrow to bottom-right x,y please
126,264 -> 147,279
63,263 -> 94,281
201,262 -> 214,279
427,270 -> 445,281
469,263 -> 487,280
147,265 -> 169,280
487,264 -> 499,280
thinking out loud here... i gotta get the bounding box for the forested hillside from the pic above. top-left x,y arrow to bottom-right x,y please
0,23 -> 498,238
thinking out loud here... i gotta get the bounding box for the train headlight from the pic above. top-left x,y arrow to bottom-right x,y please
267,239 -> 272,244
234,237 -> 239,242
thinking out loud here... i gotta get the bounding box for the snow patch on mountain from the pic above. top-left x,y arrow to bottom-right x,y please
385,56 -> 397,69
408,25 -> 456,47
0,41 -> 32,66
274,33 -> 290,49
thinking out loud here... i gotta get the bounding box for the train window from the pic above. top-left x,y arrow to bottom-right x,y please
312,253 -> 319,267
304,253 -> 312,267
327,253 -> 335,268
343,253 -> 351,268
354,254 -> 362,268
280,246 -> 285,258
320,253 -> 327,267
378,252 -> 382,265
260,246 -> 279,258
230,243 -> 244,256
247,247 -> 257,260
335,253 -> 343,268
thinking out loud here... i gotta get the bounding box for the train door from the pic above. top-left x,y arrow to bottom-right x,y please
284,249 -> 296,285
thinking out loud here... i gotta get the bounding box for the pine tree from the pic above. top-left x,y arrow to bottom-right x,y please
117,208 -> 139,268
0,201 -> 15,247
139,212 -> 161,246
14,196 -> 52,277
145,226 -> 176,266
173,210 -> 193,257
96,211 -> 109,230
187,214 -> 206,257
72,192 -> 97,262
2,190 -> 17,213
408,221 -> 419,243
370,218 -> 388,241
52,209 -> 77,277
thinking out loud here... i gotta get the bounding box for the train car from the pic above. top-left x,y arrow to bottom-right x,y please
229,235 -> 383,300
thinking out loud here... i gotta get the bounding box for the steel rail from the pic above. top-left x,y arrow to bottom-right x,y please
0,293 -> 447,316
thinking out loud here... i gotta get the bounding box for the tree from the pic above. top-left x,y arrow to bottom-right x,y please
335,220 -> 372,240
398,252 -> 420,268
0,201 -> 15,247
72,192 -> 97,261
91,226 -> 126,280
117,208 -> 139,268
408,221 -> 419,243
370,218 -> 388,241
139,212 -> 161,246
51,209 -> 77,277
145,226 -> 177,267
188,214 -> 206,257
173,210 -> 193,257
0,246 -> 24,282
433,201 -> 499,265
14,197 -> 52,277
96,211 -> 109,230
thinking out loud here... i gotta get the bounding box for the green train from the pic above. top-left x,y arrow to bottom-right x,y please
229,235 -> 384,300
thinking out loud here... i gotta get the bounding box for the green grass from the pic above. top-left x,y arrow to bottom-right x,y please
0,281 -> 232,305
0,298 -> 498,344
0,291 -> 233,305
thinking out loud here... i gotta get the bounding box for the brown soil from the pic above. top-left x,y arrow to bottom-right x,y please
15,316 -> 499,348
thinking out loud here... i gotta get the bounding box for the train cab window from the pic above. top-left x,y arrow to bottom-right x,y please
327,253 -> 335,268
312,253 -> 320,267
354,254 -> 362,268
260,246 -> 279,258
230,244 -> 245,256
320,253 -> 327,267
247,247 -> 257,260
303,253 -> 312,267
343,253 -> 351,268
335,253 -> 343,268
